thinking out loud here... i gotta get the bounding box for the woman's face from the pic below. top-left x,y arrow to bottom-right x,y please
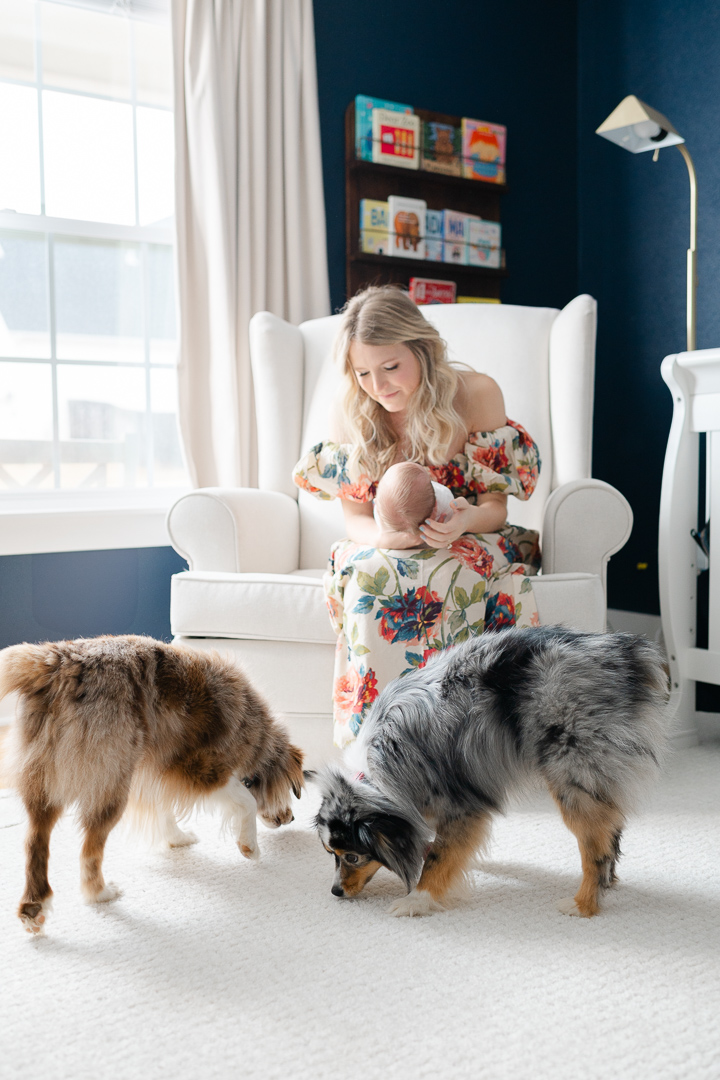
348,341 -> 422,414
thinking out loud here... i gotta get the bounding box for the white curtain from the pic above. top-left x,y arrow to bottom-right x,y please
171,0 -> 331,488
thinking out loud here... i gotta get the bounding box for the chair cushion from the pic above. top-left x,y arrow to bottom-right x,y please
170,569 -> 335,645
170,568 -> 606,645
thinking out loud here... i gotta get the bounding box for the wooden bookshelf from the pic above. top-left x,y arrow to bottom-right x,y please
345,103 -> 507,301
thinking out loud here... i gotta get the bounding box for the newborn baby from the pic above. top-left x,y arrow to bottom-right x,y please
374,461 -> 455,545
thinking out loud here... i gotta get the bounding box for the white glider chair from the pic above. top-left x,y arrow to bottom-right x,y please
167,296 -> 632,764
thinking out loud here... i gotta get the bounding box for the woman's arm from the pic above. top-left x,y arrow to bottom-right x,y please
421,373 -> 509,545
340,498 -> 423,550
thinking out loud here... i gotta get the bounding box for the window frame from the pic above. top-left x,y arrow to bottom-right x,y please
0,0 -> 189,552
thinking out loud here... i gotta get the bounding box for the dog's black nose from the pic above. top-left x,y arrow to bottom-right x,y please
331,884 -> 345,897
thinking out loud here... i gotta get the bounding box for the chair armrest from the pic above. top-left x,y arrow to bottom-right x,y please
167,488 -> 300,573
541,479 -> 633,594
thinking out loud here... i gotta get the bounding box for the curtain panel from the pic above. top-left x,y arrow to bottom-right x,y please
172,0 -> 330,488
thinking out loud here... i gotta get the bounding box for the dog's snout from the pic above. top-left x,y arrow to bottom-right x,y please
331,884 -> 345,897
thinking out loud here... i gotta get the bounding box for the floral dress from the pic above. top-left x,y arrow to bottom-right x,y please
293,421 -> 542,747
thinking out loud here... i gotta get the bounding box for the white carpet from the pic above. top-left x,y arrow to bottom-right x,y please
1,745 -> 719,1080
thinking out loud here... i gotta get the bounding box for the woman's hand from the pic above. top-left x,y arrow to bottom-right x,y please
419,494 -> 507,548
418,497 -> 474,547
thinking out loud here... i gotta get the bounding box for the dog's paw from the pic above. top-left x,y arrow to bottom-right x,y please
558,896 -> 598,918
19,898 -> 52,936
85,882 -> 123,905
168,830 -> 199,848
238,840 -> 260,861
387,889 -> 440,918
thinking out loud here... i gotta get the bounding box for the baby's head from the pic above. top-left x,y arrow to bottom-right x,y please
374,461 -> 435,533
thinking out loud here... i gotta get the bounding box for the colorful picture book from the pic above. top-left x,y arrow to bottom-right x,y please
409,278 -> 457,304
468,219 -> 501,247
360,230 -> 390,255
461,118 -> 506,183
355,95 -> 412,161
443,209 -> 469,264
360,199 -> 389,231
468,244 -> 501,268
421,121 -> 461,175
372,109 -> 421,170
388,195 -> 426,259
467,217 -> 501,267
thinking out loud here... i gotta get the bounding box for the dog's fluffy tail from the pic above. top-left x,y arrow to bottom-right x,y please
0,642 -> 60,702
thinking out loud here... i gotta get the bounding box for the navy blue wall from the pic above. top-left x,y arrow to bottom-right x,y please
0,547 -> 187,649
313,0 -> 579,316
578,0 -> 720,615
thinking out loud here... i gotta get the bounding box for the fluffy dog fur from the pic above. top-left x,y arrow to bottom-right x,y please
0,635 -> 304,934
314,626 -> 670,918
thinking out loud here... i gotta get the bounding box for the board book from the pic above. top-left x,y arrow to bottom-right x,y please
355,95 -> 412,161
372,109 -> 421,169
461,118 -> 506,183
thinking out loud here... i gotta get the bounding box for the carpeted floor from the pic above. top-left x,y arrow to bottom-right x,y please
1,744 -> 719,1080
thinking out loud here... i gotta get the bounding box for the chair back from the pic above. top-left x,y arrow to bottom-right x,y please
249,296 -> 596,570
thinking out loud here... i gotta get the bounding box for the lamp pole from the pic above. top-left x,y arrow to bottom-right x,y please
676,144 -> 698,353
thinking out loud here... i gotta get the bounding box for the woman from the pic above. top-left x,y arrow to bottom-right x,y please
293,286 -> 541,746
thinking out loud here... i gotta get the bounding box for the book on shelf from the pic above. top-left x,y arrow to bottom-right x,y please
466,217 -> 501,267
388,195 -> 426,259
426,208 -> 444,239
443,209 -> 470,264
355,95 -> 412,161
443,209 -> 470,243
360,199 -> 390,231
468,218 -> 501,248
457,296 -> 501,303
425,209 -> 444,261
467,244 -> 501,268
421,120 -> 461,175
372,109 -> 421,169
409,278 -> 457,304
360,230 -> 390,255
461,118 -> 506,183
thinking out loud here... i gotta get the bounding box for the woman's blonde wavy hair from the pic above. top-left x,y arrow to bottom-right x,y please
335,285 -> 464,479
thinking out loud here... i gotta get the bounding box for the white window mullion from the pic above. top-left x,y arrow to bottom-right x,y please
47,233 -> 61,488
141,242 -> 154,487
34,1 -> 46,215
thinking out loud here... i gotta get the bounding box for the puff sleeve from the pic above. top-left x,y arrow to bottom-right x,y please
466,420 -> 541,499
428,420 -> 541,502
292,442 -> 377,502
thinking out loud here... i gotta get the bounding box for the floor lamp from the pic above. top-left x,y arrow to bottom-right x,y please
598,96 -> 705,741
596,95 -> 697,352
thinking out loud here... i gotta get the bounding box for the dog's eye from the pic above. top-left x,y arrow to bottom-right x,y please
345,853 -> 359,864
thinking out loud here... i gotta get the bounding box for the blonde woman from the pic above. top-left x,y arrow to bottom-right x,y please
293,286 -> 542,746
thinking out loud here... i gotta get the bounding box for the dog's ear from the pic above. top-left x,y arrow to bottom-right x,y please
358,813 -> 426,893
288,744 -> 304,799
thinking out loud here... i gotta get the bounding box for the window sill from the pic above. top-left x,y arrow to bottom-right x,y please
0,489 -> 191,556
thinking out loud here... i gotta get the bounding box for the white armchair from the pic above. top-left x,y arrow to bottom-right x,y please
167,296 -> 632,764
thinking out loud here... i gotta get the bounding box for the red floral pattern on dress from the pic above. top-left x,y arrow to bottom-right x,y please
338,476 -> 377,502
449,536 -> 494,577
471,440 -> 510,475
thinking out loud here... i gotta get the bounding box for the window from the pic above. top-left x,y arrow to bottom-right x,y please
0,0 -> 188,497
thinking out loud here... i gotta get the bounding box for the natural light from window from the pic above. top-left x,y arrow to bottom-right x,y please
0,0 -> 188,495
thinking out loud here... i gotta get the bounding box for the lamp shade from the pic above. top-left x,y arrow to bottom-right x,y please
596,95 -> 684,153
